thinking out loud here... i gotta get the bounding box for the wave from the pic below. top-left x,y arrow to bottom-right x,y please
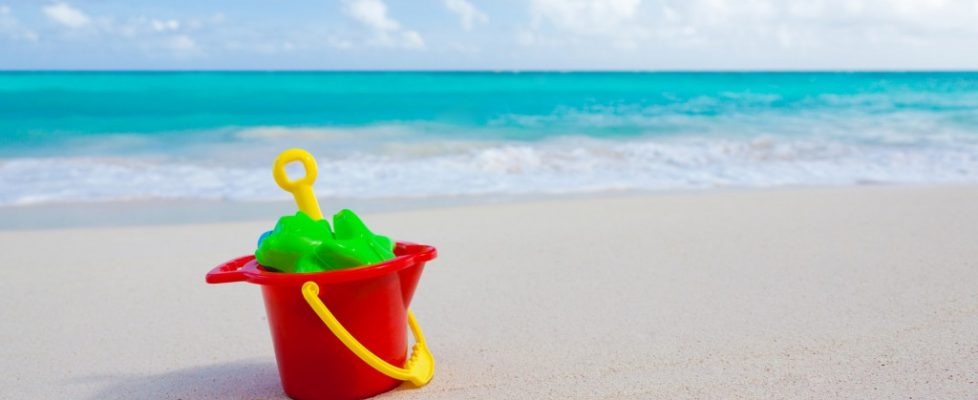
2,132 -> 977,206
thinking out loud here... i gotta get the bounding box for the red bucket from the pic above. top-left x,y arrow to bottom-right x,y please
206,242 -> 437,400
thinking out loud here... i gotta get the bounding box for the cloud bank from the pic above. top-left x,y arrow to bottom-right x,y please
3,0 -> 978,69
444,0 -> 488,31
42,2 -> 90,29
344,0 -> 425,49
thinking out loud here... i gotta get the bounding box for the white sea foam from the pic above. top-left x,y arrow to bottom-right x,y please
2,132 -> 977,206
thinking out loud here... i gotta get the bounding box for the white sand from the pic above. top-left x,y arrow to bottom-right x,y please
2,185 -> 977,399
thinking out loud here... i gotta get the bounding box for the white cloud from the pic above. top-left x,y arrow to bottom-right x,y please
346,0 -> 399,32
34,3 -> 210,57
42,2 -> 90,29
443,0 -> 488,31
328,36 -> 354,49
658,0 -> 978,50
520,0 -> 978,56
164,34 -> 196,52
401,30 -> 425,49
344,0 -> 425,49
531,0 -> 641,33
151,19 -> 180,32
0,4 -> 39,41
528,0 -> 647,48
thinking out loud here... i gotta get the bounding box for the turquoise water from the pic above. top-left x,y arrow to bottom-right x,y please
1,72 -> 978,205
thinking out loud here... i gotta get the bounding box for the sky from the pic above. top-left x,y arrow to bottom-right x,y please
2,0 -> 978,70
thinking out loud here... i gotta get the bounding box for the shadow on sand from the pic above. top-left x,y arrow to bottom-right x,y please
83,359 -> 286,400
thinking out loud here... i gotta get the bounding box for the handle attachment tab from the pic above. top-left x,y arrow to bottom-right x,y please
205,255 -> 253,284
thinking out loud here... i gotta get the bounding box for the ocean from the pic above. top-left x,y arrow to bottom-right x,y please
1,71 -> 977,206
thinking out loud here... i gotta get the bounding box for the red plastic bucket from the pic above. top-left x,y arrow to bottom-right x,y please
206,242 -> 436,400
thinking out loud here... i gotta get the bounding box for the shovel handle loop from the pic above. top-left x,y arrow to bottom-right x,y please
273,149 -> 324,220
301,281 -> 434,386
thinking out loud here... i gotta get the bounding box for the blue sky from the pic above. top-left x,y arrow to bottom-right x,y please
2,0 -> 978,70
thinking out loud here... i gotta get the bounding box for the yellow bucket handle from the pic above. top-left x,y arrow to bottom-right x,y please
301,282 -> 435,386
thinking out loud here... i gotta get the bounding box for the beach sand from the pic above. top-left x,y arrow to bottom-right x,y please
2,185 -> 977,399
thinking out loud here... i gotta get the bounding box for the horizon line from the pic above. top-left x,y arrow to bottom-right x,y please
3,68 -> 978,73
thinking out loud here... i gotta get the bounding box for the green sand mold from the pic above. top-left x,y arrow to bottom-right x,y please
255,210 -> 396,273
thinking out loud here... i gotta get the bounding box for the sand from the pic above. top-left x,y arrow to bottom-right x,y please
1,185 -> 977,399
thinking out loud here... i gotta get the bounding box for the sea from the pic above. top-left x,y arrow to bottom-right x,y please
2,71 -> 978,206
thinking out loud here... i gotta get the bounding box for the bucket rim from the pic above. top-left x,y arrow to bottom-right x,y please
206,242 -> 436,285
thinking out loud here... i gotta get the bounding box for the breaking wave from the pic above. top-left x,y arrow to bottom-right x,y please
2,129 -> 977,206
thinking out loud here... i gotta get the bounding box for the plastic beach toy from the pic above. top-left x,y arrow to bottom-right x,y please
273,148 -> 324,220
254,211 -> 333,273
255,209 -> 396,273
206,149 -> 437,400
258,149 -> 397,273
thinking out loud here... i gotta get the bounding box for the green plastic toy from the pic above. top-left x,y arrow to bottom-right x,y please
317,209 -> 396,269
256,210 -> 396,273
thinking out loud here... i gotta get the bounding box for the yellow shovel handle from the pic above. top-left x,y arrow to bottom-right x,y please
301,282 -> 435,387
273,149 -> 324,220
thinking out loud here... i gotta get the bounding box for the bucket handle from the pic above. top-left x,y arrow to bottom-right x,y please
301,281 -> 434,386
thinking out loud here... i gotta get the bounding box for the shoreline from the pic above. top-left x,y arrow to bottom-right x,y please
0,182 -> 971,230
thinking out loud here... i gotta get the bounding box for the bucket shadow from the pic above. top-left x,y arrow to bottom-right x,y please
80,359 -> 286,400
